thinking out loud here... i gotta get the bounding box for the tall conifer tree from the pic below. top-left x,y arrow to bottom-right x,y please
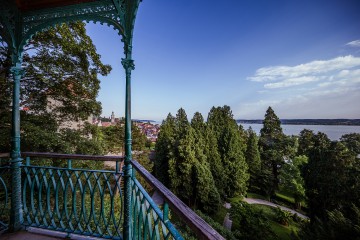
258,106 -> 286,196
207,106 -> 248,197
191,112 -> 221,212
245,127 -> 261,191
167,109 -> 220,211
154,113 -> 176,186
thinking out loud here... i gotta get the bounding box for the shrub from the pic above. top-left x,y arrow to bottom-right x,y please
230,202 -> 275,240
274,207 -> 292,226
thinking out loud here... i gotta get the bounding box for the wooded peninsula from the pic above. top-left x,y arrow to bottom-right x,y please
237,119 -> 360,126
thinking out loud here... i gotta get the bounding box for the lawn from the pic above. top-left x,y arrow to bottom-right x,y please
247,192 -> 269,200
228,196 -> 243,204
276,192 -> 295,204
227,192 -> 268,204
251,204 -> 301,240
211,192 -> 304,240
269,221 -> 298,240
275,190 -> 308,214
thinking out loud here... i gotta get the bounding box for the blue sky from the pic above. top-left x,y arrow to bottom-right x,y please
86,0 -> 360,121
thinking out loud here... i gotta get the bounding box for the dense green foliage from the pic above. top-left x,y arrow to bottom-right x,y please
155,106 -> 248,213
156,109 -> 221,213
22,23 -> 111,122
196,210 -> 237,240
295,129 -> 360,238
300,205 -> 360,240
230,202 -> 275,240
245,127 -> 261,191
0,22 -> 150,170
207,106 -> 249,197
0,22 -> 111,155
279,155 -> 308,209
340,133 -> 360,157
258,107 -> 292,197
154,105 -> 358,239
154,113 -> 176,186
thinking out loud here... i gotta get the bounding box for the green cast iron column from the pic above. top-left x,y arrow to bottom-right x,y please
122,51 -> 135,240
9,63 -> 24,232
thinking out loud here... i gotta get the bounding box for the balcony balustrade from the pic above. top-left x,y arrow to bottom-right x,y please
0,152 -> 224,240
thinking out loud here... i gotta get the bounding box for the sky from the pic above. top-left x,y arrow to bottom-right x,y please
86,0 -> 360,121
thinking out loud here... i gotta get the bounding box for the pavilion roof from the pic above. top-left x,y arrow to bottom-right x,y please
15,0 -> 97,12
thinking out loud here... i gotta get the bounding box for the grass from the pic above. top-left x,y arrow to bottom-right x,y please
252,204 -> 277,219
214,192 -> 304,240
276,192 -> 295,204
252,204 -> 301,240
269,221 -> 297,239
247,192 -> 269,200
275,190 -> 308,214
227,192 -> 268,204
228,196 -> 243,204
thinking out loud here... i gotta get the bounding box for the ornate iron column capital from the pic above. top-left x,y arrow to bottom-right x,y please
10,66 -> 25,78
121,58 -> 135,70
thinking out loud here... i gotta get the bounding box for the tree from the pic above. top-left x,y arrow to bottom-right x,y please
304,136 -> 358,222
131,122 -> 147,151
207,106 -> 249,197
300,205 -> 360,240
245,127 -> 261,191
230,202 -> 275,240
190,112 -> 206,135
22,22 -> 111,122
168,108 -> 220,212
167,108 -> 194,201
300,131 -> 360,239
154,113 -> 176,186
134,151 -> 154,191
191,112 -> 224,196
0,22 -> 111,155
298,129 -> 316,156
203,125 -> 225,197
258,106 -> 287,197
279,155 -> 308,209
340,133 -> 360,157
102,124 -> 124,154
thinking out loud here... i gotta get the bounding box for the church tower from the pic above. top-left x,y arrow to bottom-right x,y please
111,111 -> 115,124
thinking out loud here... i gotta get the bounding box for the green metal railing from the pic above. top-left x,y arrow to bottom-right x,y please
20,152 -> 185,240
131,178 -> 181,240
23,162 -> 123,238
0,152 -> 224,239
21,153 -> 124,239
0,165 -> 10,233
131,160 -> 225,240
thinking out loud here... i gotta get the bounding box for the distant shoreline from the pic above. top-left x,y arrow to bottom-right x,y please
132,119 -> 156,123
237,119 -> 360,126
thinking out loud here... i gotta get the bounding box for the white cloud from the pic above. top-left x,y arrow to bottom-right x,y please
346,40 -> 360,47
264,76 -> 322,89
236,85 -> 360,118
236,55 -> 360,118
248,55 -> 360,89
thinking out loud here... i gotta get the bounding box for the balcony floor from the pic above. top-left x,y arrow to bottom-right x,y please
2,231 -> 61,240
1,228 -> 104,240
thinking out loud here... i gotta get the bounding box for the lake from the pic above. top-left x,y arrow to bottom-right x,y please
239,123 -> 360,141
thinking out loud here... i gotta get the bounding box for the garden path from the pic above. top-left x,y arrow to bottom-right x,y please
243,198 -> 308,219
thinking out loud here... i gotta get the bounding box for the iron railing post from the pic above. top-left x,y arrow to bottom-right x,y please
9,64 -> 24,232
122,50 -> 135,240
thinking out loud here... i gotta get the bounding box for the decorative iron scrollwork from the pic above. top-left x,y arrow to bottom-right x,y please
0,0 -> 143,59
121,58 -> 135,70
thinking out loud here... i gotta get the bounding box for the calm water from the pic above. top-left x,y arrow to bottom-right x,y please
240,123 -> 360,141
